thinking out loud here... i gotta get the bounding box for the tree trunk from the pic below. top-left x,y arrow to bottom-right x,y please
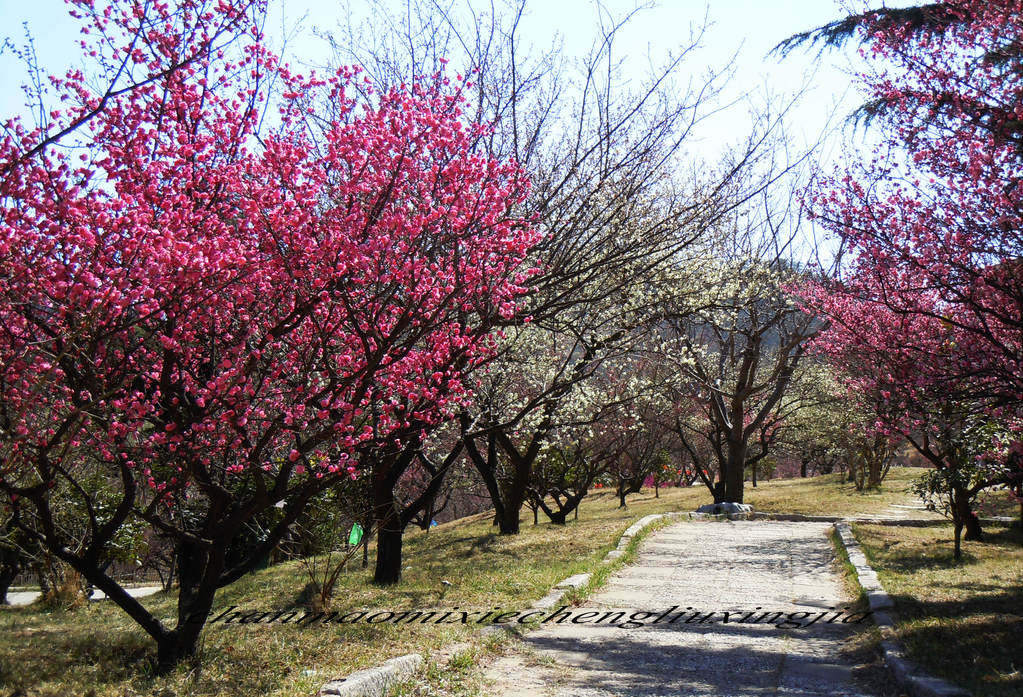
495,454 -> 525,534
950,485 -> 983,546
617,475 -> 643,508
713,480 -> 725,504
957,489 -> 982,536
419,497 -> 435,532
0,565 -> 17,605
21,469 -> 329,675
541,494 -> 584,524
159,536 -> 225,673
360,512 -> 372,569
867,458 -> 882,489
0,520 -> 25,604
800,460 -> 807,478
373,523 -> 403,585
496,450 -> 533,535
953,520 -> 963,560
161,551 -> 177,593
156,588 -> 215,673
723,442 -> 746,503
496,500 -> 521,534
464,429 -> 516,533
0,547 -> 23,605
852,453 -> 867,491
372,462 -> 404,584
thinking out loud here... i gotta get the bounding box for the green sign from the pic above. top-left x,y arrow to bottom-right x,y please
348,522 -> 364,546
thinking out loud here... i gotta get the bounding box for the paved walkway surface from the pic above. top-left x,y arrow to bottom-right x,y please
4,584 -> 162,607
863,501 -> 941,522
484,520 -> 890,697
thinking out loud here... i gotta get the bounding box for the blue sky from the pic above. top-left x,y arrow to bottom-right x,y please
0,1 -> 900,168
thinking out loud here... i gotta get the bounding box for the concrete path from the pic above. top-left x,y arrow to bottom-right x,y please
864,501 -> 941,522
4,584 -> 162,607
484,520 -> 889,697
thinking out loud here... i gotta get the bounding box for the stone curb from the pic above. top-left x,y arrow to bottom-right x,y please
555,573 -> 591,589
318,654 -> 424,697
752,512 -> 843,523
833,522 -> 893,612
754,512 -> 942,526
524,511 -> 696,617
979,516 -> 1015,525
832,521 -> 970,697
315,509 -> 689,694
480,512 -> 683,637
315,509 -> 980,697
603,513 -> 666,564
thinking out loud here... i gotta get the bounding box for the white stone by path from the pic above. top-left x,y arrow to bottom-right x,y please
484,521 -> 888,697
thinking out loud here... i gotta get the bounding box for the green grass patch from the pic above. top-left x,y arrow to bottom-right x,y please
827,526 -> 868,609
853,522 -> 1023,697
0,489 -> 695,697
743,467 -> 932,517
825,526 -> 901,696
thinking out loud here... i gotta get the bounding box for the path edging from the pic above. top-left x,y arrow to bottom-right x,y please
832,521 -> 970,697
753,511 -> 1014,527
533,509 -> 757,609
527,511 -> 687,613
318,653 -> 423,697
317,508 -> 686,695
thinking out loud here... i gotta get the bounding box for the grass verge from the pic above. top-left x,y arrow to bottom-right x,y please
825,526 -> 907,697
0,490 -> 692,697
400,511 -> 681,695
852,522 -> 1023,697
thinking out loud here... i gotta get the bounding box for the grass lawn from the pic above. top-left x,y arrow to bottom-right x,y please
0,467 -> 1014,697
0,488 -> 704,697
853,523 -> 1023,697
743,467 -> 935,517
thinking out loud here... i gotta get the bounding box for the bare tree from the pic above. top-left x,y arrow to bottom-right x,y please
649,180 -> 823,504
322,1 -> 812,552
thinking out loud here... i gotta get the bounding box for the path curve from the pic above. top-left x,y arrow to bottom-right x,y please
484,520 -> 891,697
4,584 -> 162,607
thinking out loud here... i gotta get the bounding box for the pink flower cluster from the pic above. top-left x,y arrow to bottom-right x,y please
0,0 -> 539,498
798,0 -> 1023,450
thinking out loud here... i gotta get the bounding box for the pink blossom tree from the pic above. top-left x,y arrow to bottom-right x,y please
0,0 -> 536,669
795,0 -> 1023,553
797,0 -> 1023,403
803,286 -> 1010,556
